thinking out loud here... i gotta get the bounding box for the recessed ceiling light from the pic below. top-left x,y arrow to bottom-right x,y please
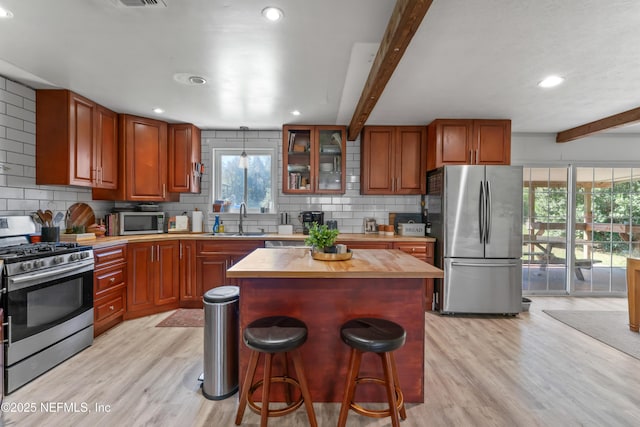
291,110 -> 301,116
188,76 -> 207,85
173,73 -> 208,86
538,75 -> 565,88
153,108 -> 164,114
0,7 -> 13,18
262,6 -> 284,22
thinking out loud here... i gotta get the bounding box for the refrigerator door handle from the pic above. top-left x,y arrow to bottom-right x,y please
451,261 -> 520,267
479,181 -> 485,243
485,180 -> 492,244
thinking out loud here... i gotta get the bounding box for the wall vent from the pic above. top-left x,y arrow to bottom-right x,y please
117,0 -> 167,7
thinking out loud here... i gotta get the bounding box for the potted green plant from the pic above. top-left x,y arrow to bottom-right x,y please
305,222 -> 339,253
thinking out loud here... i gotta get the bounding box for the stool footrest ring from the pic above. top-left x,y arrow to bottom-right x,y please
247,376 -> 304,417
349,377 -> 405,419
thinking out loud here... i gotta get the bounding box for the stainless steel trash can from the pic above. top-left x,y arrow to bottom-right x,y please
202,285 -> 239,400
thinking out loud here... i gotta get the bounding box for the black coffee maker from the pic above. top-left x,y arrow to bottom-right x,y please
300,211 -> 324,234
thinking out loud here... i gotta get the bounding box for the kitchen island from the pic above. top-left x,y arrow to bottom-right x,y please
226,247 -> 444,403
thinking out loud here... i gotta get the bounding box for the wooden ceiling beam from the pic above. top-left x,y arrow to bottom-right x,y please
347,0 -> 433,141
556,106 -> 640,143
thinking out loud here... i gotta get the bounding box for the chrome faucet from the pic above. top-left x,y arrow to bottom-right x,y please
239,202 -> 247,235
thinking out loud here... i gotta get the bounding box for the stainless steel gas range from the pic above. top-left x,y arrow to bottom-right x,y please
0,216 -> 94,394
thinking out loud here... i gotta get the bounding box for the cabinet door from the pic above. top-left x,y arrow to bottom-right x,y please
127,242 -> 155,313
196,254 -> 230,294
315,126 -> 346,193
360,126 -> 394,194
394,126 -> 426,194
283,125 -> 346,194
179,240 -> 200,306
473,120 -> 511,165
283,126 -> 313,193
155,241 -> 180,307
69,92 -> 96,186
95,105 -> 118,189
169,123 -> 201,193
427,119 -> 473,170
123,115 -> 169,200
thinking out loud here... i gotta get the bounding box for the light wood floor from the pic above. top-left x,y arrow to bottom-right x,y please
3,297 -> 640,426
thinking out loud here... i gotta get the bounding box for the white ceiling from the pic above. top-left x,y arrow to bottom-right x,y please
1,0 -> 640,136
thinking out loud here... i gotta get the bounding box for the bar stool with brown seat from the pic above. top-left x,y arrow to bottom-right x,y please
234,316 -> 317,427
337,317 -> 407,427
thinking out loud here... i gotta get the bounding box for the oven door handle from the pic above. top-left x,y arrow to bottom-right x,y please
3,316 -> 12,347
8,261 -> 94,290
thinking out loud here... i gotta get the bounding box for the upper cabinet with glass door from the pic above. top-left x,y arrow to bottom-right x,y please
283,125 -> 346,194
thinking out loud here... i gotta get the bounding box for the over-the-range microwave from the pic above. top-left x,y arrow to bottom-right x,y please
118,212 -> 166,235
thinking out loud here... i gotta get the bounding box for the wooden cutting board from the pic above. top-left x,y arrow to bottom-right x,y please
68,203 -> 95,228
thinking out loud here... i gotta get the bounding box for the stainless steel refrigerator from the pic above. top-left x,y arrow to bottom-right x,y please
427,165 -> 522,314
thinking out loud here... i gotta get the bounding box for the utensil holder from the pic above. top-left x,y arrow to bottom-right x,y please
41,226 -> 60,243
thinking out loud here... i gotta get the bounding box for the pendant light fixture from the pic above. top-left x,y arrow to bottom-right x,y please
239,126 -> 249,169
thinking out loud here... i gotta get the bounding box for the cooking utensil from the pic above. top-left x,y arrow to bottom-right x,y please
67,203 -> 95,229
53,211 -> 64,226
31,212 -> 42,225
36,209 -> 47,225
44,210 -> 53,226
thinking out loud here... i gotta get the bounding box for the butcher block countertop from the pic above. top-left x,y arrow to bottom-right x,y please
90,232 -> 435,248
226,248 -> 444,279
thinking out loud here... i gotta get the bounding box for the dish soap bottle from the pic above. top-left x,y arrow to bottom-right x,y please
219,220 -> 225,233
213,215 -> 220,233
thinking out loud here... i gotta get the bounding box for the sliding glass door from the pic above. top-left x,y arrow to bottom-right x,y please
522,167 -> 569,294
574,167 -> 640,295
522,165 -> 638,296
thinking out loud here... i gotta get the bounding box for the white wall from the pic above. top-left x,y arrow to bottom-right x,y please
171,130 -> 423,234
0,76 -> 113,226
512,132 -> 640,165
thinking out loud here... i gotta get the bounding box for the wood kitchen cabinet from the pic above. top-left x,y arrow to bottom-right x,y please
93,244 -> 127,336
196,240 -> 263,295
178,240 -> 199,308
168,123 -> 202,193
93,114 -> 178,202
283,125 -> 346,194
427,119 -> 511,171
360,126 -> 427,195
36,89 -> 118,189
126,240 -> 180,319
393,242 -> 435,311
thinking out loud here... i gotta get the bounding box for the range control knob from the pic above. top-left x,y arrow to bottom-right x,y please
52,256 -> 64,264
33,259 -> 45,268
20,262 -> 33,271
80,251 -> 90,259
69,253 -> 81,261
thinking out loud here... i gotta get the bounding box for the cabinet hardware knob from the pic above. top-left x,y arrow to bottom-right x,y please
110,277 -> 116,283
109,305 -> 114,311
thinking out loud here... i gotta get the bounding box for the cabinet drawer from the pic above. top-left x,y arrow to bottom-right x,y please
94,244 -> 127,268
393,242 -> 434,263
95,289 -> 125,324
95,264 -> 126,296
197,240 -> 263,255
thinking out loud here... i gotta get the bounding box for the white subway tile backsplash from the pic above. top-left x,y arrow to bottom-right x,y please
0,138 -> 23,153
0,89 -> 23,108
7,128 -> 35,144
7,152 -> 34,167
0,114 -> 23,131
23,98 -> 36,113
7,104 -> 35,122
6,80 -> 35,100
7,198 -> 39,211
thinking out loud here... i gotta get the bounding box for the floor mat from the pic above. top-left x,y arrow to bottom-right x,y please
543,310 -> 640,360
156,309 -> 204,327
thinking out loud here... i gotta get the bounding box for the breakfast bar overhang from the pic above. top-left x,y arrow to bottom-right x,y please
227,248 -> 444,402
